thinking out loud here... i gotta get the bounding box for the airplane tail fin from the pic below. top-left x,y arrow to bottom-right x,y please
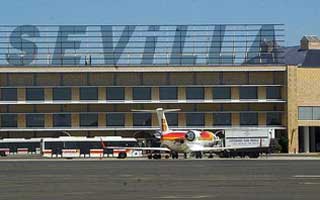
131,108 -> 180,133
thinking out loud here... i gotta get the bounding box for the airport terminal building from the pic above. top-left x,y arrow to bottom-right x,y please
0,24 -> 319,153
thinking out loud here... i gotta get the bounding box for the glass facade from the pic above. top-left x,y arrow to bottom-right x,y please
106,113 -> 125,127
26,114 -> 44,127
166,113 -> 178,126
186,87 -> 204,100
80,113 -> 98,127
133,113 -> 151,126
239,87 -> 257,99
159,87 -> 177,100
53,88 -> 71,101
53,114 -> 71,127
26,88 -> 44,101
106,87 -> 124,100
0,24 -> 284,66
267,112 -> 282,125
0,114 -> 17,127
133,87 -> 151,100
0,88 -> 17,101
80,87 -> 98,100
212,87 -> 231,99
266,87 -> 281,99
213,113 -> 231,126
186,113 -> 204,126
240,113 -> 258,126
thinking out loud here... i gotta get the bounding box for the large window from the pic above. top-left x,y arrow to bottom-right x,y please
26,114 -> 44,127
26,88 -> 44,101
133,87 -> 151,100
186,113 -> 204,126
53,88 -> 71,100
133,113 -> 151,126
166,113 -> 178,126
239,87 -> 257,99
0,114 -> 17,127
267,112 -> 282,125
240,112 -> 258,126
80,113 -> 98,127
298,107 -> 312,120
80,87 -> 98,100
186,87 -> 204,100
266,87 -> 281,99
1,88 -> 17,101
213,87 -> 231,99
313,107 -> 320,120
213,113 -> 231,126
106,113 -> 125,127
298,106 -> 320,120
53,114 -> 71,127
106,87 -> 124,100
159,87 -> 177,100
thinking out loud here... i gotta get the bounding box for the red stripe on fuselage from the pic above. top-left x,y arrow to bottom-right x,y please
199,131 -> 214,140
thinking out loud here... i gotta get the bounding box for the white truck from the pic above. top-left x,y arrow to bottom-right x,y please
215,129 -> 275,158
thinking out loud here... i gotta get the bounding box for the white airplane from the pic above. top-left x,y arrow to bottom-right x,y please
130,108 -> 224,159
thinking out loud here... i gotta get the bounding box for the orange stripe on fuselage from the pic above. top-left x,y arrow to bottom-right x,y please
161,132 -> 186,141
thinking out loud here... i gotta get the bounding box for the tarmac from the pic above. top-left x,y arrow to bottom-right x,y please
0,159 -> 320,200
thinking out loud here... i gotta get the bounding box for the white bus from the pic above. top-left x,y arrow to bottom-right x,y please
41,136 -> 142,159
0,138 -> 41,156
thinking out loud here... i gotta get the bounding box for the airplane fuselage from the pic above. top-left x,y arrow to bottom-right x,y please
160,130 -> 216,153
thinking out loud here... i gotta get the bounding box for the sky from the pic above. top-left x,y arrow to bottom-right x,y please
1,0 -> 320,46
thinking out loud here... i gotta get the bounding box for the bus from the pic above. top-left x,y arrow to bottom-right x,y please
41,136 -> 142,159
0,138 -> 41,156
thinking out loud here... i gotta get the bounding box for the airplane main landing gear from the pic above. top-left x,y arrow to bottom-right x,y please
195,151 -> 202,159
171,151 -> 179,159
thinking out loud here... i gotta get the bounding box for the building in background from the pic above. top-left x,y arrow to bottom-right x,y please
0,24 -> 319,153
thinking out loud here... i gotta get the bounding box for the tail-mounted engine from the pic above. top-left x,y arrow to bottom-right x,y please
185,130 -> 196,141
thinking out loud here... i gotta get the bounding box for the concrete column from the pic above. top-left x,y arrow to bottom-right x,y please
258,86 -> 266,99
232,113 -> 240,127
125,113 -> 133,127
98,87 -> 106,101
98,113 -> 106,127
204,87 -> 212,100
178,113 -> 186,127
72,88 -> 80,101
125,88 -> 132,100
205,113 -> 213,127
310,127 -> 316,152
71,113 -> 79,127
258,113 -> 267,126
151,87 -> 159,100
231,87 -> 239,100
17,88 -> 26,101
303,126 -> 310,153
17,114 -> 26,128
44,88 -> 53,101
45,114 -> 53,128
178,87 -> 186,100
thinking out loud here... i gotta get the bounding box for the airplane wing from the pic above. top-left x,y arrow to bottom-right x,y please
105,146 -> 171,152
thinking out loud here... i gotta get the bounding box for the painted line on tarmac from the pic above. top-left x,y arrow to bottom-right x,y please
293,175 -> 320,178
299,182 -> 320,185
153,195 -> 210,199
